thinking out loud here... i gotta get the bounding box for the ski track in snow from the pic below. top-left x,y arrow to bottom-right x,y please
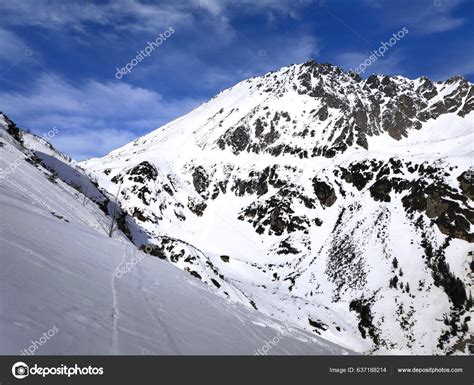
110,249 -> 125,354
136,256 -> 181,354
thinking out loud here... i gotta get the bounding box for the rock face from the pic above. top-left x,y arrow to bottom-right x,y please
312,179 -> 337,207
0,112 -> 22,142
82,61 -> 474,355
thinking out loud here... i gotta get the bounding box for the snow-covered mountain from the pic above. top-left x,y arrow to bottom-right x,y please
82,60 -> 474,355
0,111 -> 351,355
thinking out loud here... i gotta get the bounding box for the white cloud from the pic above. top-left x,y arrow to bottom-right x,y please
51,128 -> 138,161
0,74 -> 202,160
195,0 -> 315,18
0,28 -> 36,65
0,1 -> 192,33
0,0 -> 313,36
414,13 -> 465,34
364,0 -> 467,35
404,7 -> 466,35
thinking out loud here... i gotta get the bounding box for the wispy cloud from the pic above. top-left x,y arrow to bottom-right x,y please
404,1 -> 466,34
0,28 -> 29,62
0,1 -> 192,33
0,0 -> 314,35
52,128 -> 139,161
0,27 -> 41,91
363,0 -> 467,35
194,0 -> 315,18
0,74 -> 202,160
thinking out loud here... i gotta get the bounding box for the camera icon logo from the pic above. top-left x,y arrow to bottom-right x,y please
12,362 -> 29,379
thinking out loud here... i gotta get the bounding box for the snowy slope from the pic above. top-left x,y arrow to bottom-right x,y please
82,61 -> 474,355
0,112 -> 351,355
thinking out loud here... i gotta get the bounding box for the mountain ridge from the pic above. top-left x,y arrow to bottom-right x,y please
81,60 -> 473,354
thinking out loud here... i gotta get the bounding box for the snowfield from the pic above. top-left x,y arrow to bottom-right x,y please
0,118 -> 351,355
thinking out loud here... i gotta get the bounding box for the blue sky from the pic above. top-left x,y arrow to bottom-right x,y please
0,0 -> 472,160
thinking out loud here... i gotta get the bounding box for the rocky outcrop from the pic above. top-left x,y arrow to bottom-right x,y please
312,179 -> 337,207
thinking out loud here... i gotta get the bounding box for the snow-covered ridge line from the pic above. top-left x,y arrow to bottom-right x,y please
85,60 -> 473,163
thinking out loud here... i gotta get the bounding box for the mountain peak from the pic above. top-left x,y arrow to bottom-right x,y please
80,62 -> 473,354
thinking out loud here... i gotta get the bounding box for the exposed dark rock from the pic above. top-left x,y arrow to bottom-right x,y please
238,187 -> 312,235
314,105 -> 328,121
458,171 -> 474,200
349,299 -> 380,346
339,162 -> 375,190
127,161 -> 158,184
132,207 -> 152,222
141,244 -> 167,260
185,268 -> 202,280
220,125 -> 250,154
369,178 -> 392,202
249,299 -> 258,310
426,193 -> 450,218
312,179 -> 337,207
420,235 -> 467,310
192,166 -> 210,194
254,118 -> 264,137
314,218 -> 323,226
308,318 -> 329,334
188,198 -> 207,217
276,239 -> 299,255
1,113 -> 22,143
